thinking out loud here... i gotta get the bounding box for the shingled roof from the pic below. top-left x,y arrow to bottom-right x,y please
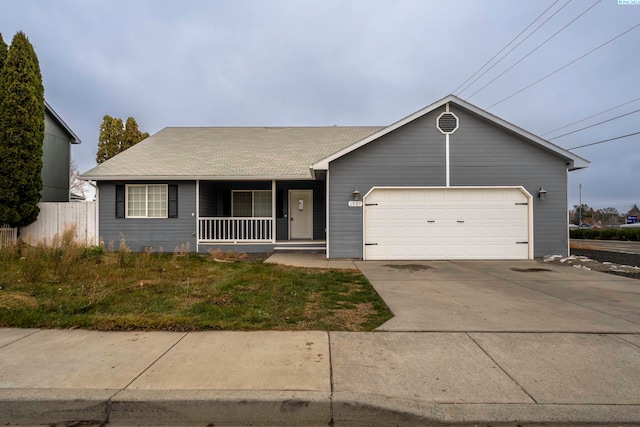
81,95 -> 589,181
81,126 -> 382,180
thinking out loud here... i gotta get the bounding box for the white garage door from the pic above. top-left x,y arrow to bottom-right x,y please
364,187 -> 531,260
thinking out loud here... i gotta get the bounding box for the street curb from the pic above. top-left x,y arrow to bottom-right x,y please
109,390 -> 331,426
0,389 -> 112,425
333,392 -> 640,426
2,390 -> 640,426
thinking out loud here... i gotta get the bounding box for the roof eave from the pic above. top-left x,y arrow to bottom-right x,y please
45,100 -> 81,144
78,174 -> 317,181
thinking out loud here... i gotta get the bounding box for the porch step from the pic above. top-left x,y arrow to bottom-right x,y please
273,245 -> 326,253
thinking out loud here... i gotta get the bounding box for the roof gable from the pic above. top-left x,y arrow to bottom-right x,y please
311,95 -> 589,171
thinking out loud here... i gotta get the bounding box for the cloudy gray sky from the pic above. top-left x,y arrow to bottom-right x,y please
2,0 -> 638,214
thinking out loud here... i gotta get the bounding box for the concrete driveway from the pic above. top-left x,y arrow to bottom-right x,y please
355,260 -> 640,332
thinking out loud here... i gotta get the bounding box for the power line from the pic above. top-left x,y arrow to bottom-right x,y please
460,0 -> 573,97
467,0 -> 600,100
541,96 -> 640,136
567,131 -> 640,150
487,22 -> 640,109
453,0 -> 563,96
549,107 -> 640,139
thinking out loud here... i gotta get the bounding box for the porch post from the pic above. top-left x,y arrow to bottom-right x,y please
272,180 -> 276,243
94,183 -> 100,246
325,170 -> 330,259
196,180 -> 200,252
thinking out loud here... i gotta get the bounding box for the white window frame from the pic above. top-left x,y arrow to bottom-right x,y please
125,184 -> 168,219
231,190 -> 273,217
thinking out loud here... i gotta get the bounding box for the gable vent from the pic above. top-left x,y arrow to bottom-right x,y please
437,112 -> 459,134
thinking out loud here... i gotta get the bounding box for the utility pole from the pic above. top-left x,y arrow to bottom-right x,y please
579,183 -> 583,226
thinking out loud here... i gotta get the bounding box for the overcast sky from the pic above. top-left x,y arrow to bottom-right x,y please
1,0 -> 638,214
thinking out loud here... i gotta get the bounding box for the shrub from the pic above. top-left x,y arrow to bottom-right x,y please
570,228 -> 599,239
598,228 -> 618,240
570,228 -> 640,241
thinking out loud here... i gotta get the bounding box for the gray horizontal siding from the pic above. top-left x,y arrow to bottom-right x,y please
328,104 -> 570,259
449,106 -> 568,257
329,109 -> 445,258
98,181 -> 197,252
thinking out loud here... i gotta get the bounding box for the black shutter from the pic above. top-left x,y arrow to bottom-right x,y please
115,185 -> 125,218
168,185 -> 178,218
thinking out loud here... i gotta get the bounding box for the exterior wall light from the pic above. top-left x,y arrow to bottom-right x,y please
538,187 -> 547,200
353,188 -> 360,201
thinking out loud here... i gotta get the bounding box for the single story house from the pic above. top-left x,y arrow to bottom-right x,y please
80,95 -> 589,260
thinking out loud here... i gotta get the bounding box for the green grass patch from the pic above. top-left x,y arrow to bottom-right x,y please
0,241 -> 392,331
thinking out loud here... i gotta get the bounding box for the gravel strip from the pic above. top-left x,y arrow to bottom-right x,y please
543,250 -> 640,280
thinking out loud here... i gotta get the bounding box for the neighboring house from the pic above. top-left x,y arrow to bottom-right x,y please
80,95 -> 589,260
42,101 -> 81,202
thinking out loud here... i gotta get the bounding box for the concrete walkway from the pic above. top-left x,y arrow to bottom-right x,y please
265,252 -> 358,269
1,256 -> 640,426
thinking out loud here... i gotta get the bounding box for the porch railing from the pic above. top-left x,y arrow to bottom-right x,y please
199,217 -> 273,242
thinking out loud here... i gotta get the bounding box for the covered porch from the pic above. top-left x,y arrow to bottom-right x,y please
196,180 -> 326,250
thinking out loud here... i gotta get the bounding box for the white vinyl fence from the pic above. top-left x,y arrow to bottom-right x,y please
0,224 -> 17,248
20,202 -> 98,246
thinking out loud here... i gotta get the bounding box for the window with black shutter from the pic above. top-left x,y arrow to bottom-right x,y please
115,185 -> 125,218
168,185 -> 178,218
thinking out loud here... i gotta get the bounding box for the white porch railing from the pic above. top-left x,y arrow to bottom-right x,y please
199,217 -> 273,242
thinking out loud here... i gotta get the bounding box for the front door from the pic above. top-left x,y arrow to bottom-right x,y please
289,190 -> 313,240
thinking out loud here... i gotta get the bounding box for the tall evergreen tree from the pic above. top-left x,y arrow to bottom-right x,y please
0,33 -> 7,70
96,115 -> 148,163
97,115 -> 124,164
0,32 -> 45,227
122,117 -> 149,151
0,33 -> 7,123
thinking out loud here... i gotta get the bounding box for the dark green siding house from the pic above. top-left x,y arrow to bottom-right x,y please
42,101 -> 81,202
81,95 -> 589,260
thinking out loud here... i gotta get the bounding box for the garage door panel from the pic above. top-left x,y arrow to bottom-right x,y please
405,207 -> 427,220
364,188 -> 530,260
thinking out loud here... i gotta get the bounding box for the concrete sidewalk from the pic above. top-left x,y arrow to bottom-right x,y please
1,328 -> 639,426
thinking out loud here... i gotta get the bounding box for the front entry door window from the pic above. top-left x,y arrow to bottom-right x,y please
289,190 -> 313,240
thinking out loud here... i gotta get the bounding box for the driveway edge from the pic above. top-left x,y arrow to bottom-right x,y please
333,392 -> 640,426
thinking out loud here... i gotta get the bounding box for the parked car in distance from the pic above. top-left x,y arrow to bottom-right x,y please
620,223 -> 640,228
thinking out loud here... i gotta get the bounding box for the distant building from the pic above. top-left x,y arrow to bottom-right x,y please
42,101 -> 81,202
